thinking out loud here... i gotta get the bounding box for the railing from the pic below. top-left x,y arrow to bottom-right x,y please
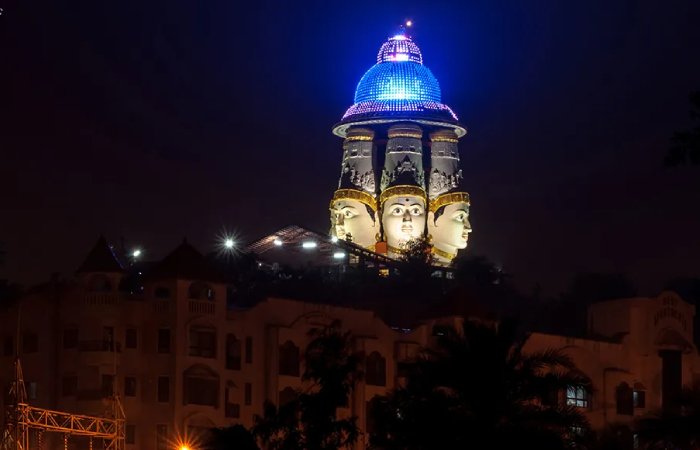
84,293 -> 123,307
225,403 -> 240,418
153,301 -> 169,313
78,340 -> 121,353
17,403 -> 122,438
189,300 -> 215,314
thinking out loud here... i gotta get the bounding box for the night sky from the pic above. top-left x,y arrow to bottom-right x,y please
2,0 -> 700,295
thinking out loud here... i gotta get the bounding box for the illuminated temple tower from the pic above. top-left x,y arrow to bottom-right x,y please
330,27 -> 472,265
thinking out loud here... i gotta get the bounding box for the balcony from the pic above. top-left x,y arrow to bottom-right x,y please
189,300 -> 215,315
78,340 -> 122,353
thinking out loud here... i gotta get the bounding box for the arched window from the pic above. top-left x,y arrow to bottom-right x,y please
279,387 -> 297,407
279,341 -> 300,377
88,274 -> 112,292
226,334 -> 241,370
616,382 -> 634,415
154,286 -> 170,299
189,282 -> 215,300
366,352 -> 386,386
183,365 -> 219,407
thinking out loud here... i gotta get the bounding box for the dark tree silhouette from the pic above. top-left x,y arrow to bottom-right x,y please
206,425 -> 259,450
666,91 -> 700,166
370,320 -> 592,450
534,272 -> 636,337
635,384 -> 700,450
253,321 -> 362,450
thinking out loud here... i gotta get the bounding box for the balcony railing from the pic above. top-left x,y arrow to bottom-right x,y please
84,293 -> 122,307
153,301 -> 169,313
78,340 -> 122,353
189,300 -> 215,315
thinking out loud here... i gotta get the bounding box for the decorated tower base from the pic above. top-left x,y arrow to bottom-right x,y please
330,26 -> 472,266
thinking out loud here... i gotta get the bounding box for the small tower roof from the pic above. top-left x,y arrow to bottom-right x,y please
146,239 -> 225,282
76,236 -> 123,274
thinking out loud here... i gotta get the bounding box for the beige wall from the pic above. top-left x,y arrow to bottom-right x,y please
2,276 -> 700,450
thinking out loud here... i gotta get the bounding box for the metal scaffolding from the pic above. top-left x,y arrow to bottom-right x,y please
2,358 -> 125,450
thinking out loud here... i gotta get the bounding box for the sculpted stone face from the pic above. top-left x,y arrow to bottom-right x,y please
331,199 -> 378,248
381,196 -> 427,249
429,202 -> 472,255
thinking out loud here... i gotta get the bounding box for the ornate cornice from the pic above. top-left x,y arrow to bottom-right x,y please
379,185 -> 427,206
429,191 -> 470,213
330,189 -> 378,211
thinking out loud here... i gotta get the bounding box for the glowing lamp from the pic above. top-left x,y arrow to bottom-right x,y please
331,236 -> 339,243
224,239 -> 234,249
302,241 -> 317,249
333,252 -> 346,259
132,249 -> 142,258
273,239 -> 283,246
406,20 -> 413,27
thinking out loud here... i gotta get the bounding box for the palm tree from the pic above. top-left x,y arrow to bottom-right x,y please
635,384 -> 700,450
253,321 -> 363,450
370,319 -> 592,450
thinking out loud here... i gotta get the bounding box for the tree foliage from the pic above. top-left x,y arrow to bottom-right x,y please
666,91 -> 700,166
206,425 -> 259,450
369,320 -> 592,450
253,321 -> 362,450
636,384 -> 700,450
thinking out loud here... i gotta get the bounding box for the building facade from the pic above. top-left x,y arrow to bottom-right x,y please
2,238 -> 700,450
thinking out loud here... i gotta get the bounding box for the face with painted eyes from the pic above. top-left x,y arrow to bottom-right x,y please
429,202 -> 472,253
330,199 -> 378,248
381,196 -> 427,248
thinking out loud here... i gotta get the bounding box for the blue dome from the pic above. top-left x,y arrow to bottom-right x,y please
341,33 -> 458,123
354,62 -> 442,104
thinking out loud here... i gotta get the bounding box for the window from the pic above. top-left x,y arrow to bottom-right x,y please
101,374 -> 114,397
244,383 -> 252,406
224,387 -> 240,418
188,282 -> 215,300
88,274 -> 112,292
431,324 -> 449,337
126,424 -> 136,445
279,341 -> 300,377
22,332 -> 38,353
226,334 -> 241,370
62,376 -> 77,396
183,365 -> 219,407
633,390 -> 646,408
27,382 -> 38,400
154,287 -> 170,299
125,328 -> 137,349
156,424 -> 168,450
245,337 -> 253,364
616,382 -> 634,415
124,377 -> 137,397
63,328 -> 78,349
366,352 -> 387,386
102,326 -> 114,351
189,327 -> 217,358
3,336 -> 13,356
157,329 -> 170,353
157,376 -> 170,403
566,386 -> 589,408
